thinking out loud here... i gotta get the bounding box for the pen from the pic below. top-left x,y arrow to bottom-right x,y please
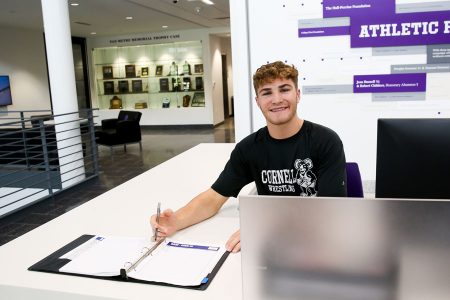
154,202 -> 161,241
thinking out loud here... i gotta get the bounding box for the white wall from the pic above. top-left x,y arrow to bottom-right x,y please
0,26 -> 51,112
229,0 -> 253,141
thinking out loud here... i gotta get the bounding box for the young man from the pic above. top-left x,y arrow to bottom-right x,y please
150,61 -> 347,252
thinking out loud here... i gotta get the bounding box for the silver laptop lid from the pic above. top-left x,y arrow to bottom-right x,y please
239,195 -> 450,300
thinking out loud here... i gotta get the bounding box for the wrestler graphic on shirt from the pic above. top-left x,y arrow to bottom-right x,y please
294,158 -> 317,196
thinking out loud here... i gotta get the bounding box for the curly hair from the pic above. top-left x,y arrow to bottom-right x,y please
253,61 -> 299,94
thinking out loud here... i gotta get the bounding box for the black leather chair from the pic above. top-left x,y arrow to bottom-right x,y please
96,110 -> 142,154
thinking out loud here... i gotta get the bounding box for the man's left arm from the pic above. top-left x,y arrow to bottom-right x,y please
315,133 -> 347,197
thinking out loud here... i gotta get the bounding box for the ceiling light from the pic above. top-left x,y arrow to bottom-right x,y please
202,0 -> 214,5
126,16 -> 133,20
70,3 -> 79,6
162,25 -> 168,28
90,32 -> 97,35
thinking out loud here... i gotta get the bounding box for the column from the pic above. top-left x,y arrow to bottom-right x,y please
41,0 -> 85,188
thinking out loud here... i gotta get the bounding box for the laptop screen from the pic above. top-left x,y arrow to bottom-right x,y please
239,195 -> 450,300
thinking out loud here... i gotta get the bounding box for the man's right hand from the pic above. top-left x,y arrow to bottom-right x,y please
150,209 -> 178,240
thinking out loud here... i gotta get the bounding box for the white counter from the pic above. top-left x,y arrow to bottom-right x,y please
0,143 -> 244,300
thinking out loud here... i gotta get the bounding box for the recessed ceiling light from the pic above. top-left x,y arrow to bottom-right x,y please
91,32 -> 97,35
202,0 -> 214,5
70,3 -> 79,6
162,25 -> 168,28
126,16 -> 133,20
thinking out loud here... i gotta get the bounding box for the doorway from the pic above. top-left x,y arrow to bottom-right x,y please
72,37 -> 91,109
221,54 -> 230,119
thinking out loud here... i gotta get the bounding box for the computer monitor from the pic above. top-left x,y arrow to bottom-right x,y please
0,75 -> 13,106
376,118 -> 450,199
239,195 -> 450,300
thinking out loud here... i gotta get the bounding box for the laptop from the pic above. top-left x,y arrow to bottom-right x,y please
239,195 -> 450,300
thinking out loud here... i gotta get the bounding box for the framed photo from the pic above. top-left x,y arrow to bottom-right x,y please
132,80 -> 143,93
194,64 -> 203,74
103,81 -> 115,95
102,66 -> 113,79
125,65 -> 136,78
159,78 -> 169,92
141,67 -> 149,77
155,65 -> 163,76
118,80 -> 129,93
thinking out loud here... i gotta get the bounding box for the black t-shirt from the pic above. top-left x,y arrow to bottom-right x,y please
211,120 -> 347,197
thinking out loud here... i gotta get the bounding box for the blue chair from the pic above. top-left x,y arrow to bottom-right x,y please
346,162 -> 364,197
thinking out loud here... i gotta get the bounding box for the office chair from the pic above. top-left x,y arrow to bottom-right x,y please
346,162 -> 364,197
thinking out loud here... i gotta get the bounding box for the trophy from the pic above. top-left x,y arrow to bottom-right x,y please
182,61 -> 191,75
169,62 -> 178,76
110,95 -> 122,109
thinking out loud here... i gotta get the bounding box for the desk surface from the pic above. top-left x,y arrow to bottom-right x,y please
0,143 -> 243,300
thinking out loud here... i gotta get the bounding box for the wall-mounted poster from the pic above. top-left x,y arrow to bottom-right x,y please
102,66 -> 113,79
125,65 -> 136,78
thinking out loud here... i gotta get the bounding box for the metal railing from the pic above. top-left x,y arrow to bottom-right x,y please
0,109 -> 99,218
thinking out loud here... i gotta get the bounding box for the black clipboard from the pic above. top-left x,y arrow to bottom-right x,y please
28,234 -> 230,290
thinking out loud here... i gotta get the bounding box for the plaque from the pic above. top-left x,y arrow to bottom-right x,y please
102,66 -> 113,79
182,61 -> 191,75
132,80 -> 143,93
155,65 -> 163,76
195,77 -> 203,90
134,102 -> 148,109
194,64 -> 203,74
191,92 -> 205,107
118,80 -> 129,93
141,67 -> 149,77
103,81 -> 114,95
125,65 -> 136,78
159,78 -> 169,92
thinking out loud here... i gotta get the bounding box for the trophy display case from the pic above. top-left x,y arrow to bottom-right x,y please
93,40 -> 205,110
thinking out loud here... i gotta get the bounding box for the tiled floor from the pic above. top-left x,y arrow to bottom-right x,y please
0,118 -> 235,246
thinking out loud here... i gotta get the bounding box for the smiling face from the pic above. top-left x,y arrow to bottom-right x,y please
255,78 -> 300,128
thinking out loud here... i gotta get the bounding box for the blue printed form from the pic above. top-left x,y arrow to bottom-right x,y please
132,240 -> 225,286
